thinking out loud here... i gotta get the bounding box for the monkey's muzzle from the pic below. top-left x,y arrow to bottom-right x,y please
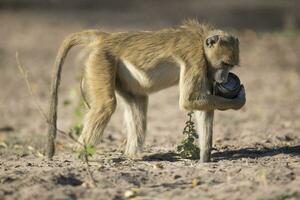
214,68 -> 230,83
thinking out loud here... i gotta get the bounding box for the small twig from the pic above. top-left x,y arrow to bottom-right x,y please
16,52 -> 83,146
16,52 -> 96,186
16,52 -> 48,120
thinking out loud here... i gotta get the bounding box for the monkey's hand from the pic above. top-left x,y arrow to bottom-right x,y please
231,85 -> 246,110
209,85 -> 245,111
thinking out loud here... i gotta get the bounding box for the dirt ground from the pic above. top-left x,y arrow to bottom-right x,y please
0,10 -> 300,200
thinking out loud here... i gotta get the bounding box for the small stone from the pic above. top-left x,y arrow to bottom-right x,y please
276,135 -> 293,142
174,175 -> 181,179
192,179 -> 200,187
124,190 -> 135,198
153,163 -> 164,169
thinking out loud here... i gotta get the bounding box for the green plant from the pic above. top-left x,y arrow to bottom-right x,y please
72,123 -> 83,137
76,144 -> 96,159
177,111 -> 200,160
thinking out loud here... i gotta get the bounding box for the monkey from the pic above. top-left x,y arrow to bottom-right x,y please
46,20 -> 246,161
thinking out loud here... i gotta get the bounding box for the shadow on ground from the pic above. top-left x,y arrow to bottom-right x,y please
141,145 -> 300,162
213,145 -> 300,161
143,152 -> 180,162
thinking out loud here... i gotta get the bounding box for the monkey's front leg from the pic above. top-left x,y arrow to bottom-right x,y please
195,110 -> 214,162
194,81 -> 215,163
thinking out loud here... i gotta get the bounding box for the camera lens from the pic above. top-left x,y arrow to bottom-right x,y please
214,72 -> 241,99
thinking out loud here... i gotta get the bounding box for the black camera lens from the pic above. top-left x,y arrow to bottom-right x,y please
214,72 -> 241,99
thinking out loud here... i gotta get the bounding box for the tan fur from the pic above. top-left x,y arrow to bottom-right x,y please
47,20 -> 245,159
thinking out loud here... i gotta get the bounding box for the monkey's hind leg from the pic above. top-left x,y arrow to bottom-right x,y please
77,49 -> 117,148
118,90 -> 148,158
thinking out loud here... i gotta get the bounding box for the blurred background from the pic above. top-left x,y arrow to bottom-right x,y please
1,0 -> 299,152
1,1 -> 300,200
1,0 -> 300,30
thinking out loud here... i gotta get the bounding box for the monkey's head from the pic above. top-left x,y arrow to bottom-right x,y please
204,30 -> 239,83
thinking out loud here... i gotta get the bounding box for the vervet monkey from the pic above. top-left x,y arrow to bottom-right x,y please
47,20 -> 246,162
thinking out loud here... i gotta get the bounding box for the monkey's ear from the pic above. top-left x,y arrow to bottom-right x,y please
206,35 -> 219,48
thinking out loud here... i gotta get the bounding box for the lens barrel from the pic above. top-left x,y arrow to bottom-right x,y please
214,72 -> 241,99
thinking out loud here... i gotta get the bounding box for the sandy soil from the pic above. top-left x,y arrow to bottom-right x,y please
0,11 -> 300,200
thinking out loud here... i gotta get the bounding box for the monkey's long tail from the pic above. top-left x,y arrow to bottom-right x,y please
46,30 -> 104,159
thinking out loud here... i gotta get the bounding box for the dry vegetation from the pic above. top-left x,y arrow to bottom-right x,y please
0,6 -> 300,200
